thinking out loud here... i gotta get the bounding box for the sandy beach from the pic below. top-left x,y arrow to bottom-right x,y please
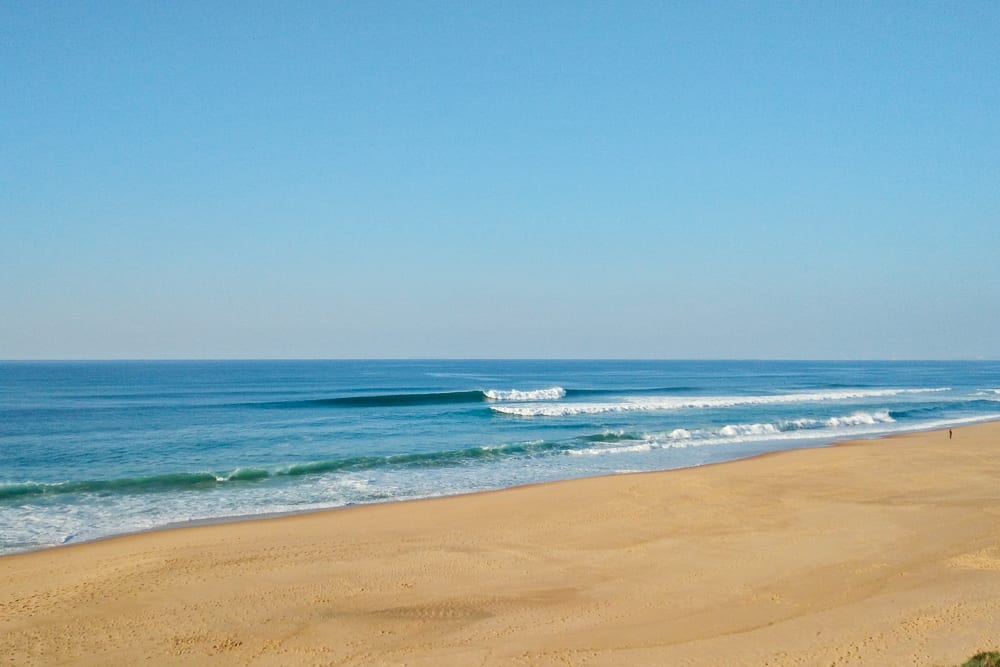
4,422 -> 1000,666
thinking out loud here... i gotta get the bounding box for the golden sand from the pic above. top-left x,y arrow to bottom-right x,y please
4,422 -> 1000,666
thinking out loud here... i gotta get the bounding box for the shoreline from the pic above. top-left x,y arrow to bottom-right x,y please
5,421 -> 1000,665
7,415 -> 997,559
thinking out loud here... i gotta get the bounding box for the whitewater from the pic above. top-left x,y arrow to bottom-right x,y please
2,360 -> 999,554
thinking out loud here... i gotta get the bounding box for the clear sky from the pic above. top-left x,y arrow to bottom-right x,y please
2,1 -> 998,359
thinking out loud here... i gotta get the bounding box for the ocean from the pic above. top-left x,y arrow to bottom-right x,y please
2,360 -> 999,555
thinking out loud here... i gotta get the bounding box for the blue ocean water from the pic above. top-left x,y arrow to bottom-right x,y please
2,360 -> 999,555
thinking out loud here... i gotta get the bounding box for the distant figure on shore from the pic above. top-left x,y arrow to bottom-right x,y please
949,429 -> 953,439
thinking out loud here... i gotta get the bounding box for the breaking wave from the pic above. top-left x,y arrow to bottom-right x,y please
568,410 -> 899,456
491,388 -> 950,417
483,387 -> 566,401
258,386 -> 569,408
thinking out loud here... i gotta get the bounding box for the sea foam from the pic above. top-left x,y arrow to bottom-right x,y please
483,387 -> 566,401
568,410 -> 900,456
491,388 -> 949,417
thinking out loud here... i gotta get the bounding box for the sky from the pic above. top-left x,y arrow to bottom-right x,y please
2,1 -> 998,360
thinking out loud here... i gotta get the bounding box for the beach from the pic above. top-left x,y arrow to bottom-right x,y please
4,421 -> 1000,666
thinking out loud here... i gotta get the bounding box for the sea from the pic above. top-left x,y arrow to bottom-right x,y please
2,360 -> 999,555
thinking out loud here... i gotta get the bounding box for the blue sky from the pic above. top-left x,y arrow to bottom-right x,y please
2,2 -> 998,359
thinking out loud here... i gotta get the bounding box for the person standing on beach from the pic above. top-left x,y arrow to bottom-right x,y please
950,429 -> 953,439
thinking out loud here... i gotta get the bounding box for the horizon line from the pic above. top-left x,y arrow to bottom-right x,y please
1,357 -> 997,363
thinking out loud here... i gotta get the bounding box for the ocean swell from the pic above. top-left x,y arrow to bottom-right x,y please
0,440 -> 561,503
258,386 -> 568,409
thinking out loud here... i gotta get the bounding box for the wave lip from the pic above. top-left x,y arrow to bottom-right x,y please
484,387 -> 566,402
491,388 -> 951,417
0,472 -> 221,501
276,390 -> 487,408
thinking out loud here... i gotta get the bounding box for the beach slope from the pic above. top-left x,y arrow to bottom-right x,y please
4,422 -> 1000,666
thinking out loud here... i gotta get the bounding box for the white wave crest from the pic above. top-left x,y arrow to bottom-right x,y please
491,388 -> 948,417
569,442 -> 658,456
719,423 -> 781,437
484,387 -> 566,402
570,410 -> 905,457
825,410 -> 895,427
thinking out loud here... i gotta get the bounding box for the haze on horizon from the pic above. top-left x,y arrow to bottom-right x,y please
2,3 -> 998,360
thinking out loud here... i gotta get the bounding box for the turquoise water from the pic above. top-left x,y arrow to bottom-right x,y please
2,360 -> 999,554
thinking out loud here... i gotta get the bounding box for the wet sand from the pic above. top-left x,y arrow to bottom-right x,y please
4,422 -> 1000,666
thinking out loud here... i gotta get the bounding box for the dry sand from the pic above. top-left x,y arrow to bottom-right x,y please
4,422 -> 1000,666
